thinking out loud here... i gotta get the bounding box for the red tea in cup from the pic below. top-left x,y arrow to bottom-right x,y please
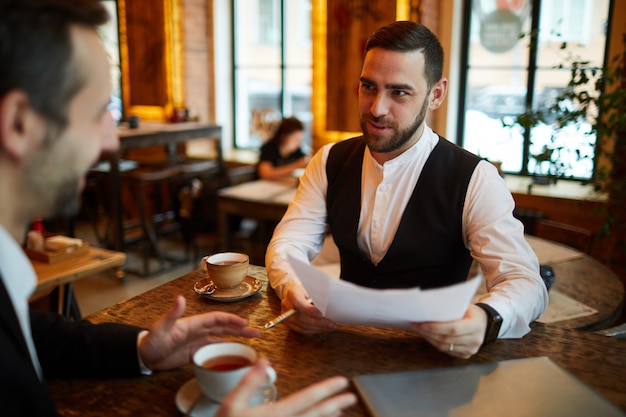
193,342 -> 277,402
202,354 -> 252,371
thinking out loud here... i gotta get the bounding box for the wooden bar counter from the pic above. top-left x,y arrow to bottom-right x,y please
46,266 -> 626,416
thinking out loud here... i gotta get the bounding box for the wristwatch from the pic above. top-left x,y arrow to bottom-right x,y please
476,303 -> 503,345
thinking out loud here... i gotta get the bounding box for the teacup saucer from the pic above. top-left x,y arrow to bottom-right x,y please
194,276 -> 262,302
175,378 -> 277,416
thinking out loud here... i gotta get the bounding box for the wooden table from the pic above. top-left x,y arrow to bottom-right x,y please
31,247 -> 126,319
103,122 -> 222,251
46,265 -> 626,416
522,235 -> 623,330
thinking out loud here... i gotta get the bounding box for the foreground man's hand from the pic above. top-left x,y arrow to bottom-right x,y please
138,296 -> 261,370
216,358 -> 357,417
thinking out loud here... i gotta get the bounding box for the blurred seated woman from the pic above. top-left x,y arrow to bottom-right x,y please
257,117 -> 310,180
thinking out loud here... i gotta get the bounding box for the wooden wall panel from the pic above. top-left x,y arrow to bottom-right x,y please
125,1 -> 168,107
325,0 -> 397,132
410,0 -> 441,131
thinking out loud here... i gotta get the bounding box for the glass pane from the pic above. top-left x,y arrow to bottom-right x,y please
531,0 -> 607,179
528,123 -> 595,178
464,0 -> 534,172
537,0 -> 608,69
464,67 -> 529,172
235,68 -> 282,149
233,0 -> 312,149
284,0 -> 312,66
527,67 -> 597,178
235,0 -> 281,66
284,68 -> 312,152
467,0 -> 532,68
98,0 -> 122,123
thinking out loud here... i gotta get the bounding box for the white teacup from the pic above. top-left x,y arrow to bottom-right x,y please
193,342 -> 276,403
202,252 -> 249,290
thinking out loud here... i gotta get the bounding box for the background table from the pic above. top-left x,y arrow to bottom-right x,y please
31,247 -> 126,319
524,235 -> 623,330
46,265 -> 626,416
217,179 -> 297,255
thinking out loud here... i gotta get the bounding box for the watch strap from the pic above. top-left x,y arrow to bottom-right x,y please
476,303 -> 503,345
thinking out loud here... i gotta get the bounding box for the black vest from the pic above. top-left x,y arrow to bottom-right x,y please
326,136 -> 480,289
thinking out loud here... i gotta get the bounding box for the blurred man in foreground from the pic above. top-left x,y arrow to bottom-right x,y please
0,1 -> 355,415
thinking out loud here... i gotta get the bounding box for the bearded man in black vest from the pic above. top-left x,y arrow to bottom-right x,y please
266,21 -> 548,359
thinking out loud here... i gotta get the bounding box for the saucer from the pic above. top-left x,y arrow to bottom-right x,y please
194,276 -> 262,302
175,378 -> 277,416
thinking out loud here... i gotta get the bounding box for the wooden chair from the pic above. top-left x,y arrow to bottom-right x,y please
534,218 -> 594,254
513,208 -> 546,235
175,158 -> 231,263
121,165 -> 182,275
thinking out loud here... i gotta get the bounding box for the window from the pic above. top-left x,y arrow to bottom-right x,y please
458,0 -> 610,179
233,0 -> 312,151
99,0 -> 123,123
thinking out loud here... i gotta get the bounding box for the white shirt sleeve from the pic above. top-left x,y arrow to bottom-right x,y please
463,160 -> 549,338
136,330 -> 153,375
265,144 -> 333,300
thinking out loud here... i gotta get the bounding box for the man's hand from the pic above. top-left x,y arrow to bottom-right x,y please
410,304 -> 488,359
215,358 -> 357,417
282,286 -> 337,334
138,295 -> 261,371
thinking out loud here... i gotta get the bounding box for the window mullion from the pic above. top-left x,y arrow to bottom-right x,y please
280,0 -> 286,112
522,0 -> 542,176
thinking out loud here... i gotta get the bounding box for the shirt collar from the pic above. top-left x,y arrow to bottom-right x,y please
0,225 -> 37,302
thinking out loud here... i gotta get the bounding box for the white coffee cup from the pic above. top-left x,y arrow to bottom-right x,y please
202,252 -> 249,290
193,342 -> 276,403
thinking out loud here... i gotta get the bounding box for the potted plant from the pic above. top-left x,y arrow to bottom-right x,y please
503,35 -> 604,185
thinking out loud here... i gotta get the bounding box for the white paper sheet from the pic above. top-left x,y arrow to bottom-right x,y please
288,255 -> 481,329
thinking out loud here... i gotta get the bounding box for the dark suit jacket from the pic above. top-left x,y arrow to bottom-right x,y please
0,277 -> 143,416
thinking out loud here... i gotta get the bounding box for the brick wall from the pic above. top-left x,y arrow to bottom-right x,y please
182,0 -> 213,123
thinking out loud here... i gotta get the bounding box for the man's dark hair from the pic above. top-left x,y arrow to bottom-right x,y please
365,20 -> 444,90
0,0 -> 109,128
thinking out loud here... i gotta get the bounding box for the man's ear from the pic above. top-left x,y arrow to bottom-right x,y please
0,90 -> 45,161
428,78 -> 448,111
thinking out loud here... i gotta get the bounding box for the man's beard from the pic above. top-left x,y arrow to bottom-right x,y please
28,166 -> 82,218
51,178 -> 82,218
25,130 -> 83,219
360,96 -> 429,154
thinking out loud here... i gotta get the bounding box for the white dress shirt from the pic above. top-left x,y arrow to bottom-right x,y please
0,226 -> 43,380
266,125 -> 548,339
